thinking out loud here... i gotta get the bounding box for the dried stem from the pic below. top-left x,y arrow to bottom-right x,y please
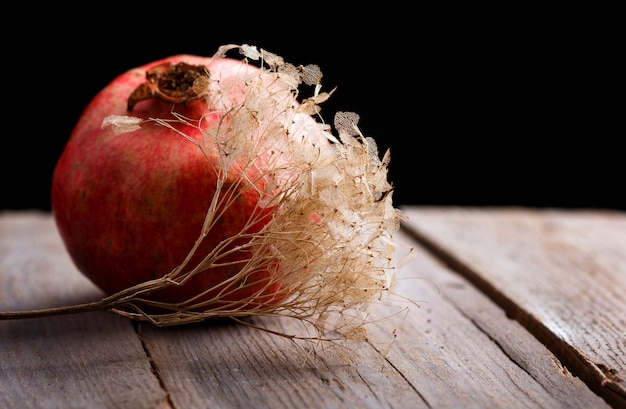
0,301 -> 109,320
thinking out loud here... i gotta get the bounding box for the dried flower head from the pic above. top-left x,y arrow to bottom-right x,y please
2,44 -> 413,345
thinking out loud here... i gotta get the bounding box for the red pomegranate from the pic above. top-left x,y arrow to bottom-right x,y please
52,53 -> 330,313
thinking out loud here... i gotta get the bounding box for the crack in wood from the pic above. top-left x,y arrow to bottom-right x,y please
134,321 -> 176,409
399,221 -> 625,409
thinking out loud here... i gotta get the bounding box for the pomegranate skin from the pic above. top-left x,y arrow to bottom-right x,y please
52,55 -> 284,310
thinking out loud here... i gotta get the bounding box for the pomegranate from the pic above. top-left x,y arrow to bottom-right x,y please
51,44 -> 404,328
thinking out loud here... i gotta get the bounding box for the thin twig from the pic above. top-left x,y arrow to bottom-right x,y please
0,300 -> 112,320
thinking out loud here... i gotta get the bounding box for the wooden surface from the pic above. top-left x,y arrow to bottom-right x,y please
1,208 -> 624,409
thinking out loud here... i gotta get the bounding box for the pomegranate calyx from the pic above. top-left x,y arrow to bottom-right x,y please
127,62 -> 210,111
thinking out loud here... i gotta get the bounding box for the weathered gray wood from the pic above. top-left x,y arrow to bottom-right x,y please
0,211 -> 616,408
0,211 -> 169,409
400,206 -> 626,408
138,319 -> 424,409
137,228 -> 610,408
372,230 -> 610,409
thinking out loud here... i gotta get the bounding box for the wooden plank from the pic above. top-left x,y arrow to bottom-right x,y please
400,206 -> 626,408
0,211 -> 170,409
373,230 -> 610,409
138,228 -> 609,408
0,211 -> 614,408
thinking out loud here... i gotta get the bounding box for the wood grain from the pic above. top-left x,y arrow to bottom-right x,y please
0,210 -> 617,408
133,229 -> 611,408
400,206 -> 626,408
0,212 -> 169,409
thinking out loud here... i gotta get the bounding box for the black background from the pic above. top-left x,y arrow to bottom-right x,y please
3,10 -> 624,211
